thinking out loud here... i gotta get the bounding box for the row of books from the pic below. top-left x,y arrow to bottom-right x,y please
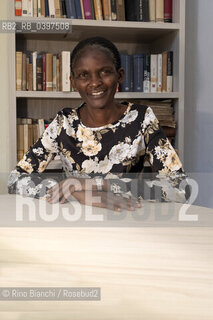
121,52 -> 173,93
16,50 -> 173,93
15,0 -> 173,23
17,117 -> 46,161
16,51 -> 71,92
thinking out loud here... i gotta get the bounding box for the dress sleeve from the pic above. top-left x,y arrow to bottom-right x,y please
142,107 -> 187,202
8,114 -> 62,198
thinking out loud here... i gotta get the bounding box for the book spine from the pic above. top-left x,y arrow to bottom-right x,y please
156,0 -> 164,22
46,53 -> 53,91
93,0 -> 103,20
133,54 -> 144,92
16,52 -> 23,91
162,51 -> 167,92
36,54 -> 43,91
22,53 -> 27,91
150,54 -> 158,93
61,51 -> 71,92
90,0 -> 95,19
27,0 -> 33,16
143,53 -> 150,93
102,0 -> 111,20
53,55 -> 57,91
120,54 -> 131,92
80,0 -> 85,18
125,0 -> 137,21
142,0 -> 149,22
42,54 -> 46,91
164,0 -> 172,22
138,0 -> 143,21
38,0 -> 42,16
60,0 -> 67,17
48,0 -> 55,17
15,0 -> 22,16
22,0 -> 28,16
27,54 -> 33,91
167,51 -> 173,92
33,0 -> 38,16
149,0 -> 155,22
17,124 -> 24,162
41,0 -> 46,15
74,0 -> 83,18
116,0 -> 125,21
23,124 -> 29,153
157,53 -> 162,92
56,57 -> 60,91
111,0 -> 117,20
54,0 -> 62,17
71,0 -> 77,18
65,0 -> 76,18
32,52 -> 37,91
82,0 -> 92,19
45,0 -> 49,16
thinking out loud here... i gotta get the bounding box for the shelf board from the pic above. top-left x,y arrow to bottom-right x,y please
14,18 -> 179,43
16,91 -> 179,99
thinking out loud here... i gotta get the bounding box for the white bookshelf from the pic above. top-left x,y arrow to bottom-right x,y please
10,0 -> 185,168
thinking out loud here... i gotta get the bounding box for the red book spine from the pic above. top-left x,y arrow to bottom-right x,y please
82,0 -> 92,19
164,0 -> 172,22
15,0 -> 22,16
42,54 -> 46,91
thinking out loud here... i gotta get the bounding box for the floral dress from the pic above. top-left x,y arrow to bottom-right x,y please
8,102 -> 186,202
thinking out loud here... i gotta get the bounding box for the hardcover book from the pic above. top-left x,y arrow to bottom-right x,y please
156,0 -> 164,22
15,0 -> 22,16
164,0 -> 172,22
133,54 -> 144,92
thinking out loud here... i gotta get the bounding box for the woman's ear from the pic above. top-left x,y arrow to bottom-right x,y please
117,68 -> 125,84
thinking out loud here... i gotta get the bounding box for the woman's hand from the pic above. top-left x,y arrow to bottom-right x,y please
71,190 -> 142,212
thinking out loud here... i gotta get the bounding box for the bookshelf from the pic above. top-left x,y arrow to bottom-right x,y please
9,0 -> 185,169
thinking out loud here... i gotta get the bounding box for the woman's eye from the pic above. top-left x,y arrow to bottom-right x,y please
101,69 -> 112,76
78,72 -> 88,79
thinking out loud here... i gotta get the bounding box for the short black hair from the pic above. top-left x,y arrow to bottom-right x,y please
71,37 -> 121,75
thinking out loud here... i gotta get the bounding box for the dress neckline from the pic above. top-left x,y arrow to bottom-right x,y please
77,102 -> 132,131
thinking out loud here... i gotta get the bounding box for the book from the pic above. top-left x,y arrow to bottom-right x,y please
65,0 -> 77,18
74,0 -> 83,19
133,54 -> 144,92
16,52 -> 23,91
116,0 -> 125,21
40,0 -> 45,16
120,54 -> 132,92
46,53 -> 53,91
93,0 -> 103,20
80,0 -> 85,18
22,53 -> 27,91
23,124 -> 29,153
56,57 -> 60,91
162,51 -> 167,92
32,51 -> 37,91
38,0 -> 42,16
38,119 -> 45,136
164,0 -> 172,22
157,53 -> 162,92
111,0 -> 117,20
17,124 -> 24,161
156,0 -> 164,22
15,0 -> 22,16
149,0 -> 155,22
42,54 -> 46,91
54,0 -> 62,17
167,51 -> 173,92
45,0 -> 50,16
90,0 -> 95,19
142,0 -> 149,21
36,54 -> 43,91
22,0 -> 28,16
143,53 -> 150,93
102,0 -> 111,20
59,51 -> 70,92
26,53 -> 33,91
125,0 -> 138,21
53,55 -> 57,91
60,0 -> 67,17
48,0 -> 55,17
150,54 -> 158,93
33,0 -> 38,16
27,0 -> 33,16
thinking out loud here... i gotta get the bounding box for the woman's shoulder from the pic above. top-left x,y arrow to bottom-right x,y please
125,102 -> 150,120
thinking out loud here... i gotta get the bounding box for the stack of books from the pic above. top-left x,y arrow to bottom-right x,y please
120,51 -> 173,93
15,0 -> 173,23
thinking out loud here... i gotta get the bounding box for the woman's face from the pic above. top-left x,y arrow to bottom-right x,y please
71,47 -> 124,110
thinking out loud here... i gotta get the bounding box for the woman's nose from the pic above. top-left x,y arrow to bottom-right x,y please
89,73 -> 102,87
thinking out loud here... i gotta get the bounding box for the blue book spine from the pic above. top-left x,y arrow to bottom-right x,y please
65,0 -> 76,18
120,54 -> 132,92
133,54 -> 144,92
143,53 -> 150,93
45,0 -> 49,17
74,0 -> 82,19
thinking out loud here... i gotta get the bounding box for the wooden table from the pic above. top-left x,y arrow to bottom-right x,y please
0,195 -> 213,319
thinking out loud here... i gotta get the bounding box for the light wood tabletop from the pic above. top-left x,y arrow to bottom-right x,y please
0,194 -> 213,319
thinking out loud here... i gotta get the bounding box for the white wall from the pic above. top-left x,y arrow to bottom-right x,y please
185,0 -> 213,208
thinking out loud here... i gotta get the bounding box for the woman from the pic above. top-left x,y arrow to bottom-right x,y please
8,37 -> 186,211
